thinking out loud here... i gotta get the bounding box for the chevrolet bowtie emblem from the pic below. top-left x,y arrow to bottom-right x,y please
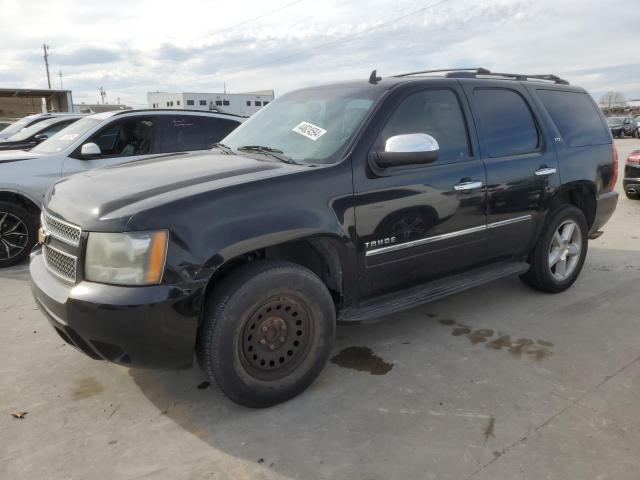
38,227 -> 50,245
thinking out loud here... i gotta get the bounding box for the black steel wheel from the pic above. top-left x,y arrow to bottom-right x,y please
0,202 -> 37,268
239,295 -> 313,381
197,260 -> 335,408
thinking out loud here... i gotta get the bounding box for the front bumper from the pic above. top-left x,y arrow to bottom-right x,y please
30,247 -> 205,369
590,191 -> 618,235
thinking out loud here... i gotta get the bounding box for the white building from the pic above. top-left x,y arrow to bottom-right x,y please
147,90 -> 274,117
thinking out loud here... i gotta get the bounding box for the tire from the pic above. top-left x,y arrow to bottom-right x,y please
625,189 -> 640,200
196,260 -> 336,408
0,201 -> 37,268
520,205 -> 588,293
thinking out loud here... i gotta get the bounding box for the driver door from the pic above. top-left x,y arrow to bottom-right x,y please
62,116 -> 158,176
352,85 -> 489,300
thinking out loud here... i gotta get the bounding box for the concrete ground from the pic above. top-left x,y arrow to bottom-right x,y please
1,139 -> 639,480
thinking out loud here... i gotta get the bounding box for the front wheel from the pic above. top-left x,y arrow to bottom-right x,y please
197,260 -> 335,407
520,205 -> 588,293
0,202 -> 37,268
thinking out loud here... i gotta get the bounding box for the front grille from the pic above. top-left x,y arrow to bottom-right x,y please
43,244 -> 77,283
42,210 -> 82,246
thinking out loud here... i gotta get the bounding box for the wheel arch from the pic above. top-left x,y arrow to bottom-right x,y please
548,181 -> 597,229
199,233 -> 351,323
0,189 -> 41,219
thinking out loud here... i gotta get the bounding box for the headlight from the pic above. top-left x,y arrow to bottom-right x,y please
85,230 -> 168,285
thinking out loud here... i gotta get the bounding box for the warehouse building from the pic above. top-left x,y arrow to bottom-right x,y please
147,90 -> 274,117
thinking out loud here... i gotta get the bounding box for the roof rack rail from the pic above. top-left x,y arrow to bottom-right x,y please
394,67 -> 490,77
393,67 -> 570,85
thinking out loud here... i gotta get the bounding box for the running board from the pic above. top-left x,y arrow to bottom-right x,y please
338,261 -> 530,323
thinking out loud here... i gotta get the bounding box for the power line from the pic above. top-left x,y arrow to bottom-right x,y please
195,0 -> 305,41
218,0 -> 449,76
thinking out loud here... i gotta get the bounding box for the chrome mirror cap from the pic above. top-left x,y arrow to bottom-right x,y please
385,133 -> 439,153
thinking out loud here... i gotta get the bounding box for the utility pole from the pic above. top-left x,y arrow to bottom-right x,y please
99,87 -> 106,104
43,44 -> 51,89
58,70 -> 63,89
116,97 -> 120,104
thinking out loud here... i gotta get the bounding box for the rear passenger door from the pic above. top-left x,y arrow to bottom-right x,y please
156,116 -> 241,153
461,81 -> 561,260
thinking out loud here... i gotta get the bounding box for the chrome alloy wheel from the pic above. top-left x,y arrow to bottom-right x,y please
548,219 -> 582,281
0,211 -> 29,261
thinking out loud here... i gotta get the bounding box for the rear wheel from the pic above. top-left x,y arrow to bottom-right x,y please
197,260 -> 335,407
0,202 -> 37,268
520,205 -> 588,293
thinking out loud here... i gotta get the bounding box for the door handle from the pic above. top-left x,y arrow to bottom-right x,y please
534,167 -> 557,176
454,180 -> 484,191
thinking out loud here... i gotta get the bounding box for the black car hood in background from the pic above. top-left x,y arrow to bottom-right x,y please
45,151 -> 309,229
0,140 -> 36,151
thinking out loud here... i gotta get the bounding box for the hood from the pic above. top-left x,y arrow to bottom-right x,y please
45,151 -> 308,229
0,149 -> 43,163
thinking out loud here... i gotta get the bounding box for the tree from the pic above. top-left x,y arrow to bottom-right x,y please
600,91 -> 627,110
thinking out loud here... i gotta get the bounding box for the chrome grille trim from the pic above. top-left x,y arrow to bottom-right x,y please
43,244 -> 77,283
42,210 -> 82,246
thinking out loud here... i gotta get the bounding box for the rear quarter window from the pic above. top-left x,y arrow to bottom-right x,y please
536,90 -> 610,147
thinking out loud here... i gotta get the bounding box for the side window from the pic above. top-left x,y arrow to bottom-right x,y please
160,116 -> 207,152
217,118 -> 240,139
473,88 -> 539,157
41,120 -> 75,137
536,90 -> 610,147
186,100 -> 194,106
377,89 -> 470,163
87,118 -> 155,157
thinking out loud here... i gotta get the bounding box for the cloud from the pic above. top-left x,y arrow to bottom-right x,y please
54,46 -> 121,66
0,0 -> 638,104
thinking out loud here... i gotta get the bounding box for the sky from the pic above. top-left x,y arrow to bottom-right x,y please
1,0 -> 639,106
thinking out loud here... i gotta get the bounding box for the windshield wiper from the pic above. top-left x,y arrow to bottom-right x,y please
210,142 -> 234,154
237,145 -> 301,165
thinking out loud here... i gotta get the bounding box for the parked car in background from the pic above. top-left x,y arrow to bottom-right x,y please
624,150 -> 640,199
0,109 -> 243,267
621,116 -> 639,138
30,68 -> 618,407
0,112 -> 79,140
0,115 -> 84,151
607,117 -> 626,138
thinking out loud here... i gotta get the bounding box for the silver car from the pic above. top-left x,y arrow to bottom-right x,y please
0,109 -> 243,267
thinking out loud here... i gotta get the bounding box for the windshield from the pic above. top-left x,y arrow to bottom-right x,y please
607,117 -> 623,126
32,117 -> 101,154
0,115 -> 46,138
222,85 -> 384,164
6,117 -> 74,142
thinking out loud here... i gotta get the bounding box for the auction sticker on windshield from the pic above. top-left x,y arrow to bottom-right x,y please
292,121 -> 327,141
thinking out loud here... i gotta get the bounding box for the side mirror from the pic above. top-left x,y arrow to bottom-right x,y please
80,142 -> 101,157
374,133 -> 439,168
34,133 -> 48,143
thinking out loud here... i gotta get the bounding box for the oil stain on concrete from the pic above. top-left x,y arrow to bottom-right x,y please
72,377 -> 104,400
330,346 -> 393,375
483,416 -> 496,445
437,320 -> 554,361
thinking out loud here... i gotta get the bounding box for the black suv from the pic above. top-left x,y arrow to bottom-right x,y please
30,68 -> 618,407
